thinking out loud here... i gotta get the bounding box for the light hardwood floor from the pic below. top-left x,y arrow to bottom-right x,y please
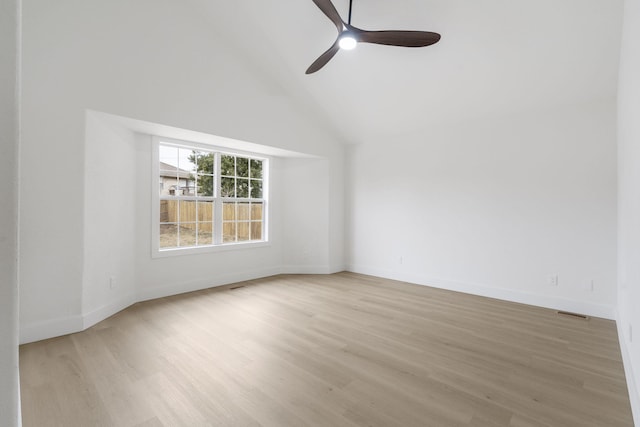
20,273 -> 634,426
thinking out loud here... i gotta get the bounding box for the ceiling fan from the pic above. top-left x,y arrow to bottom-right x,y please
306,0 -> 441,74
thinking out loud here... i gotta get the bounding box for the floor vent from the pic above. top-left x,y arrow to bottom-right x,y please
557,310 -> 589,320
229,285 -> 246,290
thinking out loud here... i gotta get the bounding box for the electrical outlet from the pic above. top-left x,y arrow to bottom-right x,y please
109,276 -> 117,289
589,280 -> 594,292
398,256 -> 403,265
549,274 -> 559,286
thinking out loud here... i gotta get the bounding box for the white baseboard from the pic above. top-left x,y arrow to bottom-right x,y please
19,314 -> 83,344
22,265 -> 344,344
329,264 -> 347,274
26,265 -> 615,345
82,293 -> 136,330
17,379 -> 21,427
136,266 -> 282,302
616,310 -> 640,426
347,264 -> 616,320
280,264 -> 342,274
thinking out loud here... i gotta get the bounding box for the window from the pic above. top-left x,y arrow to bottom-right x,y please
153,139 -> 268,254
219,154 -> 265,243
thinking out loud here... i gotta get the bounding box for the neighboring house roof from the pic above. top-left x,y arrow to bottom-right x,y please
159,162 -> 193,179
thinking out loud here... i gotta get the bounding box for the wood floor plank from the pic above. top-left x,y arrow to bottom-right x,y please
20,273 -> 634,426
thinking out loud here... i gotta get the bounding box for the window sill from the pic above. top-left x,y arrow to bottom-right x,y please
152,240 -> 271,258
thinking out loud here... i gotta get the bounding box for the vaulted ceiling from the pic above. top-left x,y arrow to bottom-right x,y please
191,0 -> 623,144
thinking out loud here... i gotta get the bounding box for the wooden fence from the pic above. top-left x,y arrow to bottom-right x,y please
160,200 -> 212,231
160,200 -> 263,233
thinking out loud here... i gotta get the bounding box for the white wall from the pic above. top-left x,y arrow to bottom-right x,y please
82,113 -> 138,327
281,158 -> 330,272
617,0 -> 640,421
20,0 -> 345,343
0,0 -> 21,424
348,99 -> 618,319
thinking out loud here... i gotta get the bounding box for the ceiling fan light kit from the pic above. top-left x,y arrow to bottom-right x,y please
338,34 -> 357,50
307,0 -> 441,74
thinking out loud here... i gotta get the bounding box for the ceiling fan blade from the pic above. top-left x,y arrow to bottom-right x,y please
306,40 -> 340,74
354,29 -> 441,47
311,0 -> 345,33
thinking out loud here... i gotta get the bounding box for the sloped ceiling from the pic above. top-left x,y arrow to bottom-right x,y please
191,0 -> 623,145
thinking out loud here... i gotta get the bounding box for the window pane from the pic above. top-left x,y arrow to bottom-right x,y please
250,180 -> 263,199
184,179 -> 195,196
221,177 -> 235,197
197,201 -> 213,222
237,179 -> 249,198
160,224 -> 178,248
159,146 -> 178,175
237,157 -> 249,177
237,222 -> 250,242
159,177 -> 176,197
221,155 -> 235,176
160,146 -> 178,197
223,222 -> 236,243
160,200 -> 178,223
223,202 -> 236,221
197,225 -> 213,245
238,203 -> 250,220
197,220 -> 213,233
178,224 -> 197,247
196,174 -> 214,197
251,202 -> 263,221
251,222 -> 263,240
178,148 -> 197,174
197,200 -> 213,246
250,159 -> 263,179
179,200 -> 196,223
160,200 -> 168,223
193,151 -> 214,175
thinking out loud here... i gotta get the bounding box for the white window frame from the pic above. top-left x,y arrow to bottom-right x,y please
152,136 -> 270,258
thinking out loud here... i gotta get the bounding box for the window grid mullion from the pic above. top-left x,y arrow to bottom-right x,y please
214,153 -> 223,245
194,154 -> 198,247
176,197 -> 181,247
